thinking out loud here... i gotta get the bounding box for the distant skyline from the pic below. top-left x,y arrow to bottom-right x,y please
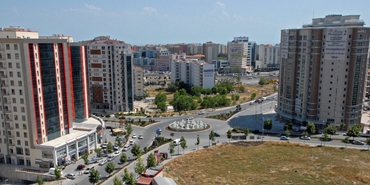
1,1 -> 370,45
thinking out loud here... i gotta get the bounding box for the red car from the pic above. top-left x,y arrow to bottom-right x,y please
77,164 -> 85,170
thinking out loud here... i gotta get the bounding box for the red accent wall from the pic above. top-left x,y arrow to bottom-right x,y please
65,44 -> 73,129
28,44 -> 38,144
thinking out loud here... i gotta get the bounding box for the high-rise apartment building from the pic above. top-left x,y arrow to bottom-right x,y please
85,36 -> 134,112
227,37 -> 255,71
171,58 -> 215,89
0,27 -> 99,169
256,44 -> 280,70
277,15 -> 370,130
133,66 -> 144,99
203,42 -> 219,63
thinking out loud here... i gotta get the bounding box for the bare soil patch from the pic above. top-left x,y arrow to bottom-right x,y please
163,141 -> 370,185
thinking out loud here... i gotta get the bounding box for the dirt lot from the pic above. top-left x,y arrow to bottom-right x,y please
163,142 -> 370,185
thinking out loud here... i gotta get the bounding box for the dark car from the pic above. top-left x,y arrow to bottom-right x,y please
214,132 -> 221,137
76,164 -> 85,170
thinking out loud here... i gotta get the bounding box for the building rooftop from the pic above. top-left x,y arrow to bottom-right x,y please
37,117 -> 101,149
153,177 -> 177,185
303,14 -> 365,28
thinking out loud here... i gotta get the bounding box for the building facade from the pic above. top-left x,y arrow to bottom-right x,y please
256,44 -> 280,70
85,36 -> 134,112
171,59 -> 215,89
0,27 -> 100,169
133,48 -> 173,71
277,15 -> 370,130
133,66 -> 144,99
203,42 -> 219,63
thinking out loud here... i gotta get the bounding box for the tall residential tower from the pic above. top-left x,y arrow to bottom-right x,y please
277,15 -> 370,130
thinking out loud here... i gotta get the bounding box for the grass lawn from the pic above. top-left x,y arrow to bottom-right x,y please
163,142 -> 370,185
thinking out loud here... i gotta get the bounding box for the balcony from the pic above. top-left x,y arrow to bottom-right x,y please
7,135 -> 14,138
3,109 -> 11,113
7,126 -> 14,130
2,92 -> 10,96
8,142 -> 15,146
0,75 -> 7,78
5,117 -> 12,121
1,83 -> 8,87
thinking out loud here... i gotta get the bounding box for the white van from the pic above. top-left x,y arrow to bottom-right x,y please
49,168 -> 63,175
173,139 -> 180,146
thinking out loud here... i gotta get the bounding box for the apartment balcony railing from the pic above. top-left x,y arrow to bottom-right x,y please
7,135 -> 14,138
7,126 -> 14,130
8,142 -> 15,146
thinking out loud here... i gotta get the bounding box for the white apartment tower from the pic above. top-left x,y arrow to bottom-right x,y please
171,59 -> 215,89
256,44 -> 280,69
86,36 -> 134,112
277,15 -> 370,130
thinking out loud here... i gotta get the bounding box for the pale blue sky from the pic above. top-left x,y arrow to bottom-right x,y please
1,1 -> 369,45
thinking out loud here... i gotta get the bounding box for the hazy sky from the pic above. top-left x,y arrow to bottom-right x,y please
1,1 -> 369,45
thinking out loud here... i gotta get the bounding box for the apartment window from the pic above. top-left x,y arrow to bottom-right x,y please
23,132 -> 27,138
13,106 -> 17,112
19,90 -> 22,95
12,98 -> 16,103
8,62 -> 12,68
25,141 -> 28,146
18,81 -> 22,86
15,123 -> 19,129
329,94 -> 331,97
17,72 -> 21,77
14,115 -> 18,120
17,140 -> 20,145
15,53 -> 19,59
20,98 -> 24,104
10,81 -> 14,86
13,44 -> 18,50
22,115 -> 25,121
9,72 -> 13,77
359,34 -> 364,40
5,44 -> 10,50
16,63 -> 20,68
23,124 -> 26,130
21,107 -> 25,112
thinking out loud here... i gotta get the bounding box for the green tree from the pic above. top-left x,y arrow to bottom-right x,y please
285,129 -> 291,137
157,101 -> 167,112
238,85 -> 245,93
135,155 -> 145,175
306,122 -> 315,134
250,93 -> 257,100
263,119 -> 273,132
244,127 -> 250,137
125,123 -> 133,140
82,152 -> 89,165
115,136 -> 123,147
283,122 -> 293,131
122,168 -> 130,183
147,153 -> 157,167
107,142 -> 114,153
127,172 -> 136,185
325,124 -> 337,138
258,77 -> 268,85
113,176 -> 123,185
180,136 -> 187,154
195,135 -> 200,150
227,129 -> 232,142
343,136 -> 350,148
55,167 -> 61,181
36,175 -> 44,185
95,148 -> 103,157
322,131 -> 330,142
89,169 -> 100,185
209,130 -> 216,145
120,153 -> 127,164
131,144 -> 141,158
340,122 -> 346,133
155,91 -> 167,105
190,86 -> 203,96
346,124 -> 361,140
105,162 -> 115,175
169,142 -> 175,157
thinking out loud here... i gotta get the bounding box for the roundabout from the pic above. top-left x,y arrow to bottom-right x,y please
167,117 -> 210,132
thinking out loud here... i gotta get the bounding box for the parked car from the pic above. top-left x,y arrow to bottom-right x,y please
76,164 -> 85,170
101,143 -> 107,149
66,173 -> 76,179
352,140 -> 365,145
122,145 -> 130,151
113,145 -> 119,150
114,151 -> 121,157
107,156 -> 114,161
132,133 -> 137,139
99,159 -> 108,165
214,132 -> 221,137
89,158 -> 97,164
280,136 -> 289,140
84,166 -> 95,174
129,140 -> 135,145
138,134 -> 143,139
300,136 -> 311,140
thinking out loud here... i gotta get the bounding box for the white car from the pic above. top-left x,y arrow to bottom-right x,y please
132,133 -> 137,139
114,151 -> 121,156
138,134 -> 143,139
122,145 -> 129,151
113,145 -> 119,150
99,159 -> 108,165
